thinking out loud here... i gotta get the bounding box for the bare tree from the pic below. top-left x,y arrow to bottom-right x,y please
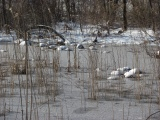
64,0 -> 71,21
123,0 -> 127,31
149,0 -> 155,32
2,0 -> 6,24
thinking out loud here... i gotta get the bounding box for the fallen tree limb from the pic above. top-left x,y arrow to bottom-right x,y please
146,111 -> 160,120
27,25 -> 65,42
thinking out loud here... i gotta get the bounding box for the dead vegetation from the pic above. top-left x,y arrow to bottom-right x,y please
0,0 -> 160,119
11,62 -> 26,74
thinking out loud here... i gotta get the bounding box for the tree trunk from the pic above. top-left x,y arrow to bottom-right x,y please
149,0 -> 155,32
64,0 -> 71,21
123,0 -> 127,31
2,0 -> 11,34
107,0 -> 119,27
70,1 -> 76,22
2,0 -> 6,25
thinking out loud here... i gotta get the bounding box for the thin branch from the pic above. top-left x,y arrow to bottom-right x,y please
27,25 -> 65,42
146,111 -> 160,120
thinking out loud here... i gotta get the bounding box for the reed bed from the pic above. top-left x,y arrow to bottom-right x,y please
0,36 -> 159,120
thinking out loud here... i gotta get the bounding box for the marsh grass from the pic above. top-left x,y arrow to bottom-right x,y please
11,62 -> 26,74
0,28 -> 160,120
0,28 -> 63,119
0,65 -> 7,80
87,49 -> 99,100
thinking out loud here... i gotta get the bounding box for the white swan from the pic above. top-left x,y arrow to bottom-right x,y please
77,44 -> 84,49
111,70 -> 122,76
101,44 -> 107,48
109,70 -> 122,80
124,68 -> 142,78
65,47 -> 72,51
57,45 -> 67,51
14,39 -> 24,44
107,75 -> 121,80
48,45 -> 56,49
0,49 -> 7,52
108,66 -> 131,80
39,42 -> 47,47
110,67 -> 130,76
95,68 -> 102,76
47,41 -> 55,45
57,39 -> 65,45
89,45 -> 97,50
117,67 -> 131,74
64,40 -> 71,46
70,42 -> 77,46
19,41 -> 32,46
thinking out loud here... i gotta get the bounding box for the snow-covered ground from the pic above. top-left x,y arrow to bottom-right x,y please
0,22 -> 157,45
56,23 -> 156,44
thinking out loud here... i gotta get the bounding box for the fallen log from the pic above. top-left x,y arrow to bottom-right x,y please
27,25 -> 65,42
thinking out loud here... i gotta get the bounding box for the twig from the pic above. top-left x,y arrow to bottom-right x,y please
146,111 -> 160,120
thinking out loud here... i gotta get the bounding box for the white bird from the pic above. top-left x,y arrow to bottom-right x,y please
65,47 -> 72,51
14,39 -> 24,44
107,76 -> 121,80
0,49 -> 7,52
31,38 -> 46,43
95,68 -> 102,76
39,42 -> 47,47
103,51 -> 111,54
48,45 -> 57,49
89,45 -> 97,50
109,67 -> 131,80
64,40 -> 71,46
110,67 -> 130,76
124,68 -> 142,78
19,41 -> 32,46
70,42 -> 77,46
47,41 -> 55,45
117,67 -> 131,74
111,70 -> 122,76
96,68 -> 101,71
57,39 -> 64,43
157,50 -> 160,55
77,44 -> 84,49
101,44 -> 107,48
57,39 -> 65,45
103,51 -> 107,54
57,45 -> 67,51
81,38 -> 96,46
92,36 -> 98,43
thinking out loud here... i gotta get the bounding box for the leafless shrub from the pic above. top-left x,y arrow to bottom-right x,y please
0,66 -> 8,79
10,62 -> 26,74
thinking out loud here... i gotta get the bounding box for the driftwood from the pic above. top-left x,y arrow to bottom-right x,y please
27,25 -> 65,42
